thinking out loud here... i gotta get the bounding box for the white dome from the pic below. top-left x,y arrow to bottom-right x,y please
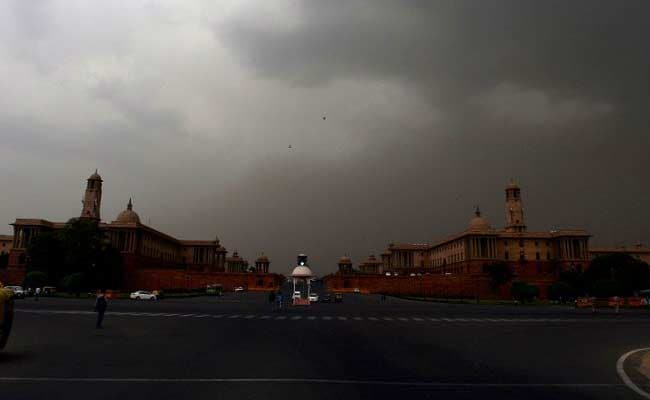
291,265 -> 313,277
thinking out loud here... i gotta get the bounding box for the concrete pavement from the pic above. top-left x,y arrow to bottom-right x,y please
1,290 -> 649,399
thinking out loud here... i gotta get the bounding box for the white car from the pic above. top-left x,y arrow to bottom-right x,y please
234,286 -> 245,292
308,293 -> 319,302
130,290 -> 157,300
5,286 -> 25,299
292,291 -> 301,300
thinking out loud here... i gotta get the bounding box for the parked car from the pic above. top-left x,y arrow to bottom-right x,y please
234,286 -> 245,292
335,293 -> 343,303
308,293 -> 319,302
321,293 -> 332,303
353,288 -> 361,293
292,291 -> 301,300
4,286 -> 24,299
129,290 -> 157,300
42,286 -> 57,296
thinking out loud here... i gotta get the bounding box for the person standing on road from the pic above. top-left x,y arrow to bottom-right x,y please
34,287 -> 40,301
276,291 -> 283,311
94,291 -> 108,329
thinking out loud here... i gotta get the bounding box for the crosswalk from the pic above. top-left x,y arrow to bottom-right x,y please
15,309 -> 650,324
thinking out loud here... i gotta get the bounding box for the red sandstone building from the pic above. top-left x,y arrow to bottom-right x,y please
2,171 -> 281,290
329,182 -> 591,298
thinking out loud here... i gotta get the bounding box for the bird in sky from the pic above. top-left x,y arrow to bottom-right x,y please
288,145 -> 292,149
322,116 -> 326,120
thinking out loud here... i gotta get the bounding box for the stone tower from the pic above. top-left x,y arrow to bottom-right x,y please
504,180 -> 526,232
81,170 -> 102,220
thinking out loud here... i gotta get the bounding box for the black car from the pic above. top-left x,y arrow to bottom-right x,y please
321,293 -> 332,303
334,293 -> 343,303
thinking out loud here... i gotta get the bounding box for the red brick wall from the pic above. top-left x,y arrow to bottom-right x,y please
126,269 -> 284,292
324,273 -> 556,300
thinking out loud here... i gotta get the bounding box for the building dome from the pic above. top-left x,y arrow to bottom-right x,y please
256,254 -> 269,263
468,206 -> 490,231
291,265 -> 313,278
89,169 -> 102,180
339,256 -> 351,264
115,198 -> 140,224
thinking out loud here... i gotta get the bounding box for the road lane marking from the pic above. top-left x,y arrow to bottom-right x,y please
307,316 -> 316,320
411,317 -> 424,321
382,317 -> 393,321
244,315 -> 256,319
0,377 -> 626,387
227,314 -> 241,319
180,314 -> 197,318
260,315 -> 272,319
291,316 -> 302,320
275,316 -> 287,320
337,316 -> 348,321
211,314 -> 225,318
368,317 -> 378,321
617,347 -> 650,399
353,317 -> 363,321
397,317 -> 409,321
322,316 -> 332,320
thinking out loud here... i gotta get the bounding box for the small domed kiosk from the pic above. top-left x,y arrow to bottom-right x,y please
291,255 -> 313,306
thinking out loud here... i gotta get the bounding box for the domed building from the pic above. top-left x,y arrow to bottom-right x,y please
359,254 -> 382,274
337,255 -> 353,274
468,206 -> 491,232
255,254 -> 270,273
114,198 -> 141,224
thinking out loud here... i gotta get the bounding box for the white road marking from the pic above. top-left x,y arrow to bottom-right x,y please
337,316 -> 348,321
179,314 -> 197,318
411,317 -> 424,321
211,314 -> 225,318
353,317 -> 363,321
244,315 -> 256,319
227,314 -> 241,319
382,317 -> 393,321
260,315 -> 272,319
368,317 -> 378,321
307,316 -> 316,320
617,347 -> 650,399
275,316 -> 287,320
427,317 -> 440,322
397,317 -> 409,321
291,316 -> 302,320
322,316 -> 332,320
0,377 -> 626,387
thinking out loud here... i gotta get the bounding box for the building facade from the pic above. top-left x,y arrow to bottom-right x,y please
377,182 -> 590,279
590,245 -> 650,264
3,171 -> 280,289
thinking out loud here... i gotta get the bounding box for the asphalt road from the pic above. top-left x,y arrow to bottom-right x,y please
2,285 -> 650,399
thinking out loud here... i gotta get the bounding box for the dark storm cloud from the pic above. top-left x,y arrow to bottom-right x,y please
209,0 -> 650,272
2,1 -> 649,276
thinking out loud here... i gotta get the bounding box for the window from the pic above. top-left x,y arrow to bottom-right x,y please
547,252 -> 551,260
535,241 -> 539,247
505,251 -> 509,260
519,240 -> 524,247
504,240 -> 508,246
535,252 -> 540,260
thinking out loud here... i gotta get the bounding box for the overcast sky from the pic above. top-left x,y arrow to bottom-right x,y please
1,0 -> 649,275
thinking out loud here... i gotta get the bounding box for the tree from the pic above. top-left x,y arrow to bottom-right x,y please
591,279 -> 620,298
549,281 -> 573,302
484,261 -> 514,291
511,281 -> 539,303
585,254 -> 650,296
23,271 -> 48,289
25,232 -> 65,283
61,272 -> 86,297
25,218 -> 124,291
558,268 -> 586,296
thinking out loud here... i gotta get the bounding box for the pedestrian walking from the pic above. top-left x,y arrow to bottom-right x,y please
34,287 -> 41,301
94,291 -> 108,329
276,291 -> 283,311
269,291 -> 276,311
